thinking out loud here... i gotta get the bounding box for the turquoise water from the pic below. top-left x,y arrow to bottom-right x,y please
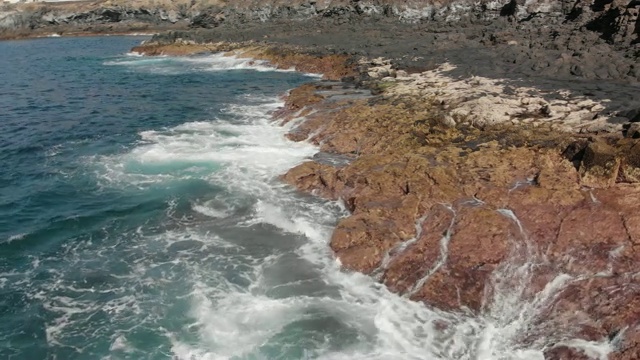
0,36 -> 610,360
0,36 -> 351,359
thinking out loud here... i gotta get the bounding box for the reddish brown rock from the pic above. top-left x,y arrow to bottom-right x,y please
544,346 -> 592,360
553,205 -> 628,274
383,203 -> 455,294
281,161 -> 339,199
273,83 -> 326,122
278,81 -> 640,359
409,206 -> 513,311
331,194 -> 422,273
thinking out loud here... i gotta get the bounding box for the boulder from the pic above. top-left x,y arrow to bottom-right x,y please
579,141 -> 621,188
625,123 -> 640,138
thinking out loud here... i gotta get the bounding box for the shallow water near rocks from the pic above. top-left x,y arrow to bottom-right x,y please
0,36 -> 611,359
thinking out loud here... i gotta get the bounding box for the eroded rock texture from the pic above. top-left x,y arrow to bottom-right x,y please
279,81 -> 640,360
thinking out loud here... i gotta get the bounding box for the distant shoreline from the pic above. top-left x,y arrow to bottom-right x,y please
0,30 -> 156,41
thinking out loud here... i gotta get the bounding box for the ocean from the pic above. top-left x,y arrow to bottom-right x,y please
0,36 -> 610,360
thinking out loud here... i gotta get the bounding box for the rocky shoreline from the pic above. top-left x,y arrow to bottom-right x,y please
4,0 -> 640,358
279,78 -> 640,360
3,1 -> 639,81
129,38 -> 640,359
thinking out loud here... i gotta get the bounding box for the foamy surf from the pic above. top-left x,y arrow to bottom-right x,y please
5,233 -> 27,243
94,53 -> 614,360
93,96 -> 317,191
192,203 -> 230,219
104,97 -> 611,359
104,52 -> 322,77
3,36 -> 616,360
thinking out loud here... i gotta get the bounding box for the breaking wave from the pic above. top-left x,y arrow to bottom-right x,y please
0,40 -> 614,360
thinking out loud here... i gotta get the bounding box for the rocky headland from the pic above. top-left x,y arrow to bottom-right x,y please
5,0 -> 640,359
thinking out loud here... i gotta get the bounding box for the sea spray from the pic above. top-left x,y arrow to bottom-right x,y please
0,37 -> 616,360
131,52 -> 615,360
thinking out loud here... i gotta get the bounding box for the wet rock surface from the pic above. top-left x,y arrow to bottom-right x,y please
277,81 -> 640,359
5,0 -> 640,358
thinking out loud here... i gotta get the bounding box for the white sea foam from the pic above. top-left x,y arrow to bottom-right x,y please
94,95 -> 316,193
34,226 -> 243,350
182,53 -> 295,73
125,51 -> 144,57
103,52 -> 322,76
121,33 -> 156,36
192,203 -> 229,219
45,144 -> 63,157
109,334 -> 133,352
6,233 -> 27,243
186,287 -> 306,357
50,61 -> 616,359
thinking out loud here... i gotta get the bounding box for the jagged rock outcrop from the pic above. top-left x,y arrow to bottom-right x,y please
277,80 -> 640,359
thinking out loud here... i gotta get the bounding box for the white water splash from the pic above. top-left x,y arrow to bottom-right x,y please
104,52 -> 322,77
372,213 -> 430,279
5,232 -> 27,243
33,53 -> 616,360
409,205 -> 456,296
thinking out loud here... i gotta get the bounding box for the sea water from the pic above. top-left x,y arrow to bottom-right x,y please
0,36 -> 612,360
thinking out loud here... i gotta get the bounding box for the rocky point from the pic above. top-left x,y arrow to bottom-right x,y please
4,0 -> 639,358
133,22 -> 640,356
276,75 -> 640,359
